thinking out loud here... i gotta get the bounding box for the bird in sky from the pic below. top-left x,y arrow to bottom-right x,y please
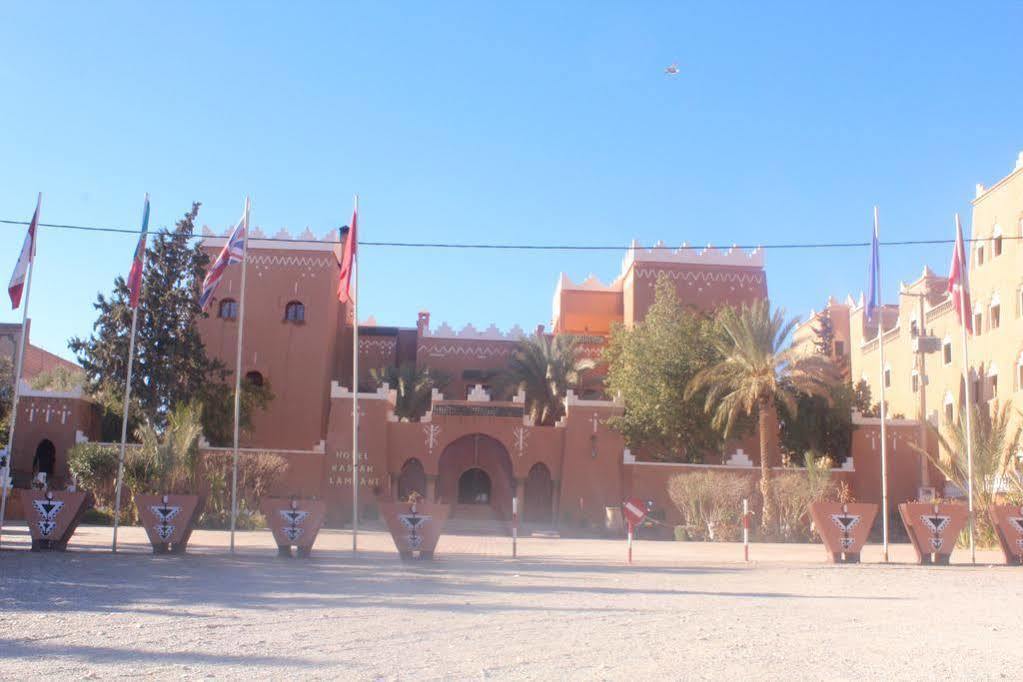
664,63 -> 680,75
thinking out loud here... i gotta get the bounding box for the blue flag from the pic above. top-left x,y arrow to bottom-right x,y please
865,222 -> 879,322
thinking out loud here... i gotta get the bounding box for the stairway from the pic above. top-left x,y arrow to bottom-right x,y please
444,504 -> 511,536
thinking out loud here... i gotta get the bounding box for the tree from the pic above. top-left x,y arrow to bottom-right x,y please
852,378 -> 876,417
0,354 -> 13,446
30,365 -> 84,392
370,363 -> 448,421
686,299 -> 838,534
916,400 -> 1021,546
69,203 -> 270,438
812,310 -> 835,358
603,275 -> 728,461
778,382 -> 856,466
503,334 -> 594,426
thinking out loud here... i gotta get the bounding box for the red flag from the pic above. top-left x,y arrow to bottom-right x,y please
8,194 -> 40,309
337,197 -> 358,304
947,214 -> 973,334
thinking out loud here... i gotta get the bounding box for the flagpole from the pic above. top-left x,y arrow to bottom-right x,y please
111,193 -> 149,553
229,197 -> 251,554
955,213 -> 976,564
875,206 -> 890,563
0,192 -> 40,551
352,194 -> 360,554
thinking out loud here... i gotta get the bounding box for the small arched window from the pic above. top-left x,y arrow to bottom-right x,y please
284,301 -> 305,323
245,370 -> 264,387
219,298 -> 239,320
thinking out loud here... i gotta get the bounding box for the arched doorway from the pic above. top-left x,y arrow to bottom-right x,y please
437,434 -> 514,520
397,458 -> 426,501
33,439 -> 56,478
458,468 -> 492,504
524,462 -> 553,523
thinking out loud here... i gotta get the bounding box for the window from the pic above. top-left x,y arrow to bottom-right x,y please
945,400 -> 955,423
284,301 -> 305,322
1017,359 -> 1023,391
219,298 -> 238,320
974,379 -> 982,404
910,319 -> 919,338
884,368 -> 891,389
977,245 -> 985,266
834,340 -> 845,357
974,312 -> 983,334
991,304 -> 1001,330
993,230 -> 1003,257
943,340 -> 953,365
245,370 -> 264,387
991,375 -> 998,398
1018,288 -> 1023,318
911,372 -> 920,393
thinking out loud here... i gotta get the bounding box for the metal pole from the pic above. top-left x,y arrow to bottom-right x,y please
875,206 -> 890,563
627,521 -> 633,565
352,194 -> 360,553
512,496 -> 518,558
743,498 -> 750,562
955,214 -> 976,564
112,304 -> 140,552
0,193 -> 40,550
229,197 -> 251,554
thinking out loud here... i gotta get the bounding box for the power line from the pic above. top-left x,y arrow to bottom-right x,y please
0,217 -> 988,251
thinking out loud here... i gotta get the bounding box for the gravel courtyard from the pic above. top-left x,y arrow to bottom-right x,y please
0,524 -> 1020,680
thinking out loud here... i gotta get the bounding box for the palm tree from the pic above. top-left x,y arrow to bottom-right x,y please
130,401 -> 204,494
370,363 -> 448,421
503,334 -> 595,426
916,400 -> 1021,545
686,299 -> 837,534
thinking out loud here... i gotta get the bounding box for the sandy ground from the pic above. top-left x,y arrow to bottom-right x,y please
0,523 -> 1020,680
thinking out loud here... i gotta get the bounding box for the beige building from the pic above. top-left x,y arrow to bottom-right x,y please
801,151 -> 1023,490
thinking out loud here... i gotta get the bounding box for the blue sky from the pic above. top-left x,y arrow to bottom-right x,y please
1,2 -> 1021,360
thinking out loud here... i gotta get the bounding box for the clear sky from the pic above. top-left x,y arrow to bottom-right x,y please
1,2 -> 1021,360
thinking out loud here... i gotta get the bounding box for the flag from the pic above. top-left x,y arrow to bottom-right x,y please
948,214 -> 973,334
337,197 -> 358,304
199,202 -> 248,310
126,194 -> 151,309
865,221 -> 880,322
8,194 -> 40,310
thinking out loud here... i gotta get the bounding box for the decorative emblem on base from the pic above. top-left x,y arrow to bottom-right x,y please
898,502 -> 968,565
809,502 -> 877,563
260,498 -> 327,558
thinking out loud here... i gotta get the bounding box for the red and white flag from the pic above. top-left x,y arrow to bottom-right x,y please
947,214 -> 973,334
337,196 -> 358,304
8,194 -> 40,310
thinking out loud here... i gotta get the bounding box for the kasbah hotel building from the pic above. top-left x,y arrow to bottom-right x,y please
11,151 -> 1023,532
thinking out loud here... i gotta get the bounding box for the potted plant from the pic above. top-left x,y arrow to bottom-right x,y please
914,401 -> 1021,564
20,486 -> 94,551
260,496 -> 327,558
379,491 -> 451,561
130,403 -> 205,554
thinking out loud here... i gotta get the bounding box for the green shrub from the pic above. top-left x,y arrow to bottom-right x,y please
668,470 -> 752,541
202,451 -> 288,514
68,443 -> 120,508
774,451 -> 840,541
673,525 -> 688,542
81,507 -> 115,526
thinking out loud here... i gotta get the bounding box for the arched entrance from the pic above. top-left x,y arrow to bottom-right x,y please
524,462 -> 553,523
437,434 -> 514,520
458,468 -> 492,504
397,458 -> 426,501
33,439 -> 56,478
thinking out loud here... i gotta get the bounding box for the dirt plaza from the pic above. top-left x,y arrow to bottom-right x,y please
0,524 -> 1019,680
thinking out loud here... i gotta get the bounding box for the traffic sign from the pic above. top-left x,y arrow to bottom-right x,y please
623,497 -> 647,526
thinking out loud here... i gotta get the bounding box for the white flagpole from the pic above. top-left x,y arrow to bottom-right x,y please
955,213 -> 976,564
875,206 -> 890,563
229,197 -> 251,554
0,192 -> 40,551
112,193 -> 148,553
352,194 -> 360,553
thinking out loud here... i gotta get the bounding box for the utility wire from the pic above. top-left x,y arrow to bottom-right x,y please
0,217 -> 990,250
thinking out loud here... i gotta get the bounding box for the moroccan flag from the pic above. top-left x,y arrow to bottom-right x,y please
337,197 -> 358,304
947,214 -> 973,334
126,194 -> 151,309
8,193 -> 40,309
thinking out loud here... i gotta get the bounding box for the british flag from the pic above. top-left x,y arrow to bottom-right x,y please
199,200 -> 249,310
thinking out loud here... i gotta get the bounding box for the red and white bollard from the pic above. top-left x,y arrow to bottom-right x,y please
512,497 -> 518,558
742,498 -> 750,562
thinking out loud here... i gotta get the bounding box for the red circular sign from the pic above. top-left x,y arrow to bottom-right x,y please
622,497 -> 647,526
